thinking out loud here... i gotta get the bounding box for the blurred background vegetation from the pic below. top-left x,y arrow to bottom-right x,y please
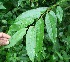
0,0 -> 70,62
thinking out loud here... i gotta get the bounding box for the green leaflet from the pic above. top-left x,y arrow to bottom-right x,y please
14,7 -> 47,27
26,26 -> 36,62
35,18 -> 44,61
5,28 -> 27,48
45,11 -> 57,43
56,6 -> 63,23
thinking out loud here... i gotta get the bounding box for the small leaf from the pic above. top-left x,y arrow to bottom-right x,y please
35,18 -> 44,61
0,2 -> 6,9
18,0 -> 23,6
5,28 -> 27,48
31,2 -> 34,7
26,26 -> 36,62
56,6 -> 63,23
66,36 -> 70,48
45,11 -> 57,43
61,50 -> 69,62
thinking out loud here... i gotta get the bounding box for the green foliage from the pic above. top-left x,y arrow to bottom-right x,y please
56,6 -> 63,23
0,2 -> 6,9
45,11 -> 57,44
14,7 -> 47,27
7,7 -> 47,36
5,28 -> 27,48
0,0 -> 70,62
26,26 -> 36,62
35,18 -> 44,62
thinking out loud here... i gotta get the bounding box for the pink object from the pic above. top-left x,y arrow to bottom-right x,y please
0,32 -> 11,46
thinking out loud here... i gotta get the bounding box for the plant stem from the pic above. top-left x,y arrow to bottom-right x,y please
38,0 -> 67,19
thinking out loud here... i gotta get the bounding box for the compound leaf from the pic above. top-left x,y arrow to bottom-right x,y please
8,7 -> 47,36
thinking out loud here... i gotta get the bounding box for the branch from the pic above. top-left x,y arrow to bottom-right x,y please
38,0 -> 67,20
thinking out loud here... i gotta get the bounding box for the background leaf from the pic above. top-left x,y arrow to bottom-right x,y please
26,26 -> 36,62
56,6 -> 63,23
61,50 -> 69,62
0,2 -> 6,9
